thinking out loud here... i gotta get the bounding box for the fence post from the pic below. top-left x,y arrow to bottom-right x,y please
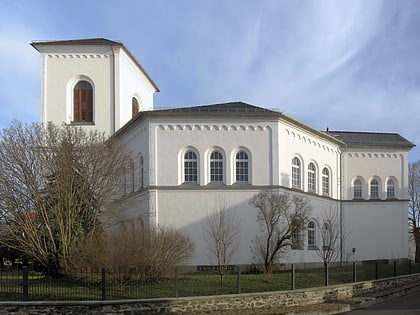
409,259 -> 412,275
324,263 -> 328,286
393,260 -> 397,277
291,264 -> 295,290
236,265 -> 241,294
375,260 -> 378,280
175,267 -> 179,298
101,267 -> 106,301
22,266 -> 28,301
352,261 -> 356,283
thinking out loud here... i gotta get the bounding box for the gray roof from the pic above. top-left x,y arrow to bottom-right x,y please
327,131 -> 415,148
154,102 -> 279,114
31,38 -> 122,49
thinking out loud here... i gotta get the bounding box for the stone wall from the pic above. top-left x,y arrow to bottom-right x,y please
1,274 -> 419,314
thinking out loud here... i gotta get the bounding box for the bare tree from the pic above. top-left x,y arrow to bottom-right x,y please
409,161 -> 420,262
249,190 -> 312,274
0,121 -> 132,275
314,207 -> 341,267
204,199 -> 240,284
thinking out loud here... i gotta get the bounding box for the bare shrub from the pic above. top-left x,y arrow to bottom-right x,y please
70,221 -> 195,282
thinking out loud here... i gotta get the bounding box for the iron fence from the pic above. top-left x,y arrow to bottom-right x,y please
0,260 -> 419,301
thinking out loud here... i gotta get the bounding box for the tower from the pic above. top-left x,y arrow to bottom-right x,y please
31,38 -> 159,135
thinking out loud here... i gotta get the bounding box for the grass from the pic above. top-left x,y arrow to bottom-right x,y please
0,262 -> 416,301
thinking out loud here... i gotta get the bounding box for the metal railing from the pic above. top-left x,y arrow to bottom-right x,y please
1,260 -> 418,301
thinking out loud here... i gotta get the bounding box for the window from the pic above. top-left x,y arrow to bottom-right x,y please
139,156 -> 144,189
235,151 -> 249,183
73,81 -> 93,122
132,97 -> 140,117
291,228 -> 303,250
353,179 -> 362,199
370,179 -> 379,199
322,168 -> 330,195
308,163 -> 316,192
130,161 -> 135,193
308,221 -> 316,248
210,151 -> 223,183
291,217 -> 303,249
322,223 -> 331,250
387,179 -> 395,199
184,151 -> 198,183
292,157 -> 301,188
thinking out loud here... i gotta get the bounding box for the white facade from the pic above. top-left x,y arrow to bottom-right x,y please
31,39 -> 158,136
33,39 -> 414,265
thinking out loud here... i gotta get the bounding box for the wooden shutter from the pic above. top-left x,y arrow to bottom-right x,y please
73,82 -> 93,122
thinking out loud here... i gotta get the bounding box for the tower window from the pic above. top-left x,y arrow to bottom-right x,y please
73,81 -> 93,122
132,97 -> 139,117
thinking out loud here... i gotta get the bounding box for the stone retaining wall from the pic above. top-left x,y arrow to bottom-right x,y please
1,274 -> 419,314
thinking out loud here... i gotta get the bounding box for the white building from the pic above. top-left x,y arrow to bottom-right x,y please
32,38 -> 414,265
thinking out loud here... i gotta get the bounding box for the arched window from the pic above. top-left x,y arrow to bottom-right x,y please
353,179 -> 362,199
132,97 -> 139,117
322,168 -> 330,195
139,155 -> 144,189
210,151 -> 223,183
292,157 -> 301,188
308,163 -> 316,192
387,179 -> 395,199
308,221 -> 316,248
73,80 -> 93,122
235,151 -> 249,183
370,179 -> 379,199
322,223 -> 331,249
184,151 -> 198,183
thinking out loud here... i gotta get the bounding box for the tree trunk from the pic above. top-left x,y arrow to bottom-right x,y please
414,228 -> 420,263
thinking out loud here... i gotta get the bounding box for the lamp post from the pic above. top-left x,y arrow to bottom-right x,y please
352,248 -> 356,282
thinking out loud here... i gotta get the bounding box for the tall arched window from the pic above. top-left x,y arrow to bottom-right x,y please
184,151 -> 198,183
292,157 -> 301,188
353,179 -> 362,199
308,163 -> 316,192
139,155 -> 144,189
370,179 -> 379,199
73,80 -> 93,122
387,179 -> 395,199
322,168 -> 330,195
322,223 -> 331,249
210,151 -> 223,183
235,151 -> 249,183
308,221 -> 316,248
132,97 -> 139,117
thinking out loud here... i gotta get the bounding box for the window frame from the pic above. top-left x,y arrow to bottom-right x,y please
292,157 -> 301,189
308,162 -> 316,192
210,150 -> 224,183
307,221 -> 316,249
387,179 -> 395,199
73,80 -> 94,123
370,179 -> 379,199
139,155 -> 144,189
235,150 -> 249,183
322,222 -> 331,250
353,179 -> 362,199
184,150 -> 198,184
322,167 -> 330,196
132,97 -> 140,117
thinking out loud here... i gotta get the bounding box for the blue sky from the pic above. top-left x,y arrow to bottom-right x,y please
1,0 -> 419,161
